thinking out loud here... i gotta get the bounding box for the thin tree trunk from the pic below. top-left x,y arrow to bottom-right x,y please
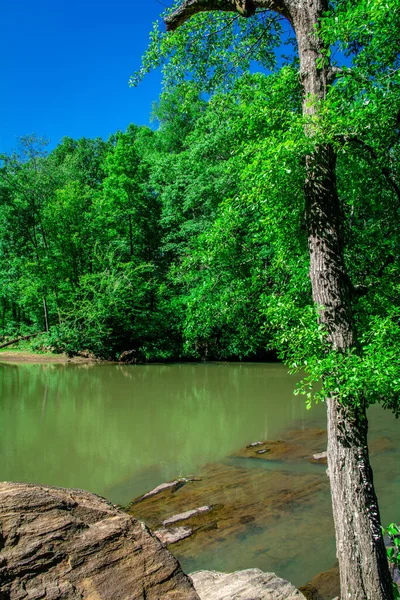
2,299 -> 6,337
52,288 -> 62,326
129,213 -> 134,258
0,332 -> 44,349
43,297 -> 49,332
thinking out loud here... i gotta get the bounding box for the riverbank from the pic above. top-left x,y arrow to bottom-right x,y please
0,349 -> 100,363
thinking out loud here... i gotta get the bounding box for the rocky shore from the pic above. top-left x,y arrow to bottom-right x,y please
0,481 -> 308,599
1,429 -> 397,599
126,427 -> 340,600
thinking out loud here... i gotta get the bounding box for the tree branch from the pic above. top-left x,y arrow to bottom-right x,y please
0,332 -> 45,350
165,0 -> 290,31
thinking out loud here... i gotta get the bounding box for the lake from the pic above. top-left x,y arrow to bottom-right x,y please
1,361 -> 398,587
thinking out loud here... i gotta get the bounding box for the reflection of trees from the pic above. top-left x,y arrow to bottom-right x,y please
0,363 -> 305,502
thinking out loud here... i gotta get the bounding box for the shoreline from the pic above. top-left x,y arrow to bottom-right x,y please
0,350 -> 100,364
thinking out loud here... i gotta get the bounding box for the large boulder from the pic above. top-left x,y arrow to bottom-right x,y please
190,569 -> 306,600
0,482 -> 199,599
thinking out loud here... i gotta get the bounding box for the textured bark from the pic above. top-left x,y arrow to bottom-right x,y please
165,0 -> 291,31
164,1 -> 394,598
327,400 -> 394,599
303,138 -> 393,599
292,3 -> 393,597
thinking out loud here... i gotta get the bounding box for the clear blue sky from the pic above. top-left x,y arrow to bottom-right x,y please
1,0 -> 167,154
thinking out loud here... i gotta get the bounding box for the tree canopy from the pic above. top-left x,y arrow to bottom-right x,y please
0,0 -> 399,596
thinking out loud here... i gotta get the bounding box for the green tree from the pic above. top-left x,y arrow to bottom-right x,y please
133,0 -> 400,597
0,136 -> 62,334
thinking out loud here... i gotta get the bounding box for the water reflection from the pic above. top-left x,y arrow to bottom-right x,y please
0,362 -> 314,502
0,361 -> 398,589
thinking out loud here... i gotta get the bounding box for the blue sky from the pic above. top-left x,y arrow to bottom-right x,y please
1,0 -> 168,154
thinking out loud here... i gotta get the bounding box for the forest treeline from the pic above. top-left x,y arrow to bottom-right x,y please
0,69 -> 398,366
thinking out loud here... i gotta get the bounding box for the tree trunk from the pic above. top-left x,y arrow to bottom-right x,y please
129,213 -> 134,258
303,142 -> 393,599
328,398 -> 394,599
43,297 -> 49,332
0,332 -> 44,349
163,1 -> 395,597
293,3 -> 394,598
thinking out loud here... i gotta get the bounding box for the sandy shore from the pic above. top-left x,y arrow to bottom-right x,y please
0,350 -> 99,364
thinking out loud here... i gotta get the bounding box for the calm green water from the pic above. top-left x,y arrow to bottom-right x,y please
0,362 -> 313,502
0,361 -> 398,586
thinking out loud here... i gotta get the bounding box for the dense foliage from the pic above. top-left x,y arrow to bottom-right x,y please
0,1 -> 399,416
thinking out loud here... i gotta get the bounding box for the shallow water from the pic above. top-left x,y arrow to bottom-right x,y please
0,361 -> 398,587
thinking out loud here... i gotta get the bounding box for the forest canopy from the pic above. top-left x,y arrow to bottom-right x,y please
0,60 -> 398,411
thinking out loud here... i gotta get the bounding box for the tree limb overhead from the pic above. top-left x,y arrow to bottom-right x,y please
165,0 -> 290,32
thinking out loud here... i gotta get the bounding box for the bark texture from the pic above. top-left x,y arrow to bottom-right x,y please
0,482 -> 200,600
292,3 -> 393,598
164,1 -> 394,598
165,0 -> 290,31
303,136 -> 393,598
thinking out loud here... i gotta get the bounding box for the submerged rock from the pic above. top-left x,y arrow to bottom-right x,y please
237,429 -> 327,462
155,526 -> 194,545
132,477 -> 197,502
299,565 -> 340,600
0,482 -> 199,599
163,506 -> 213,526
309,451 -> 328,465
127,460 -> 330,583
138,477 -> 189,503
191,569 -> 306,599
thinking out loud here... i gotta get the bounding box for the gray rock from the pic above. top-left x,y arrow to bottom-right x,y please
190,569 -> 306,600
155,526 -> 194,545
140,478 -> 190,500
313,451 -> 328,461
163,506 -> 213,526
0,481 -> 199,600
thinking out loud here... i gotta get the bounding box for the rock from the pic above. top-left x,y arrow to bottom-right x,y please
127,461 -> 330,568
138,478 -> 191,501
155,526 -> 194,545
235,429 -> 327,463
119,349 -> 138,363
309,451 -> 328,465
299,565 -> 340,600
0,481 -> 199,600
190,569 -> 306,599
163,506 -> 213,526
